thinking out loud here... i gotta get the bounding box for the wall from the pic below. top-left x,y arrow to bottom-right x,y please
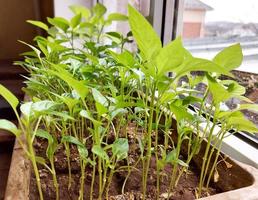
0,0 -> 37,60
54,0 -> 92,18
183,9 -> 206,38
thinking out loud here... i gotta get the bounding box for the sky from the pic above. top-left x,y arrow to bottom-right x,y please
201,0 -> 258,23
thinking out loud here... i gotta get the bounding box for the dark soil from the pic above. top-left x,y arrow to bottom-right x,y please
29,123 -> 221,200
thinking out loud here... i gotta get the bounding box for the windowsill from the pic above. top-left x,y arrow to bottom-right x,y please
221,134 -> 258,168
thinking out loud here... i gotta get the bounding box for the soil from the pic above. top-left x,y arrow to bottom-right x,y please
29,123 -> 221,200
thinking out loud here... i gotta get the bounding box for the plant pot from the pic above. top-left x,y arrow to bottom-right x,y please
5,118 -> 258,200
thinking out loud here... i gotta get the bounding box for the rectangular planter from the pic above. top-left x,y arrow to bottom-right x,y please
4,122 -> 258,200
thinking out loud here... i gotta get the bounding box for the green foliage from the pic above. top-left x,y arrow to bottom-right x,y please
8,3 -> 256,200
155,37 -> 185,76
27,20 -> 48,31
112,138 -> 129,161
92,145 -> 109,161
213,43 -> 243,70
0,119 -> 21,136
0,84 -> 19,111
128,5 -> 161,61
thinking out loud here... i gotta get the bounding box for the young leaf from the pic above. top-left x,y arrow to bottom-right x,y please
0,84 -> 19,111
110,108 -> 128,120
32,100 -> 57,113
170,104 -> 193,122
20,102 -> 33,119
155,37 -> 185,76
35,156 -> 47,165
49,64 -> 89,100
95,102 -> 108,116
80,110 -> 101,125
47,17 -> 69,31
36,129 -> 57,159
92,88 -> 108,107
112,138 -> 129,161
69,5 -> 90,19
228,115 -> 258,133
213,43 -> 243,71
165,149 -> 177,164
0,119 -> 21,137
71,13 -> 81,28
165,149 -> 188,167
174,57 -> 233,79
221,80 -> 245,96
61,135 -> 88,160
92,3 -> 107,17
207,75 -> 231,104
92,145 -> 109,161
36,129 -> 53,144
128,5 -> 161,61
107,13 -> 128,22
27,20 -> 48,31
108,50 -> 135,67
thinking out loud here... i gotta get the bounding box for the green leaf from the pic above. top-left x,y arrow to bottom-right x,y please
62,135 -> 82,147
221,80 -> 245,96
47,17 -> 69,31
207,75 -> 231,104
77,145 -> 89,161
27,20 -> 48,31
80,110 -> 101,125
170,104 -> 193,122
35,156 -> 46,165
155,37 -> 185,76
0,119 -> 21,137
165,149 -> 176,164
213,43 -> 243,71
49,64 -> 89,100
239,104 -> 258,112
95,102 -> 108,116
69,5 -> 90,19
20,102 -> 33,119
32,100 -> 57,113
112,138 -> 129,161
220,104 -> 258,119
36,129 -> 57,159
92,145 -> 109,161
128,5 -> 161,61
227,113 -> 258,133
70,13 -> 81,28
174,57 -> 233,79
92,3 -> 106,17
165,149 -> 188,167
110,108 -> 128,120
0,84 -> 19,111
58,96 -> 79,112
107,13 -> 128,22
177,160 -> 188,167
61,135 -> 88,160
92,88 -> 108,107
19,41 -> 42,61
36,129 -> 54,144
108,50 -> 135,67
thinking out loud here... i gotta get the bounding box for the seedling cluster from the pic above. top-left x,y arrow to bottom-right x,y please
0,4 -> 257,200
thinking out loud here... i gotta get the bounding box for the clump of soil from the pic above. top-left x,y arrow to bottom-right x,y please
29,124 -> 221,200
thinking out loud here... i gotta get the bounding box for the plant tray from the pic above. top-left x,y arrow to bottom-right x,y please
4,123 -> 258,200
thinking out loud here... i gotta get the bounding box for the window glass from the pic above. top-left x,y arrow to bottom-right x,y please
182,0 -> 258,141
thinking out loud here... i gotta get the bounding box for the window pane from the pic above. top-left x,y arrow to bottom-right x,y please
182,0 -> 258,141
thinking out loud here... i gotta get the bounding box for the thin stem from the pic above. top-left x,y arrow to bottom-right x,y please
50,158 -> 59,200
